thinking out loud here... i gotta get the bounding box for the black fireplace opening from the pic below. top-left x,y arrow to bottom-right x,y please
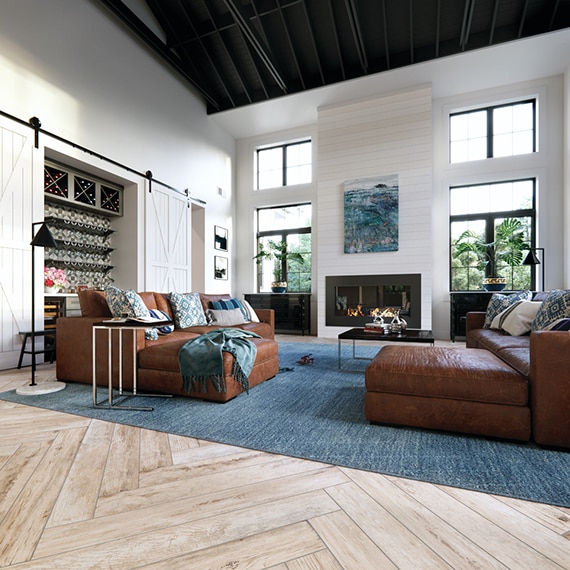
326,274 -> 421,328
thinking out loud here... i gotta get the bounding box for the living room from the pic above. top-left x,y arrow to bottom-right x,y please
1,1 -> 570,364
1,2 -> 570,567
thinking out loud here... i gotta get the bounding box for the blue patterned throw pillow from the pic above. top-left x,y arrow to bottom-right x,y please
123,289 -> 151,318
169,292 -> 208,328
532,290 -> 570,331
483,290 -> 533,329
148,309 -> 174,334
104,285 -> 127,317
210,298 -> 250,322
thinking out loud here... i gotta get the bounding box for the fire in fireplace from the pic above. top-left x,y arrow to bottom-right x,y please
326,274 -> 421,328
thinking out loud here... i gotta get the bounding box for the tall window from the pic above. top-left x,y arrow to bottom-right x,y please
449,100 -> 536,163
450,179 -> 536,291
256,140 -> 311,189
256,204 -> 311,292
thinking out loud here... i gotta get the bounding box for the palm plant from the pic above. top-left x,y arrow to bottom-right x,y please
453,218 -> 530,279
253,240 -> 305,283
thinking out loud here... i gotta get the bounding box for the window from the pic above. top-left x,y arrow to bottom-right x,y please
255,204 -> 311,292
256,140 -> 311,189
449,100 -> 536,163
450,179 -> 536,291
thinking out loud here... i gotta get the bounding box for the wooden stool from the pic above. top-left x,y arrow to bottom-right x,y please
17,330 -> 57,369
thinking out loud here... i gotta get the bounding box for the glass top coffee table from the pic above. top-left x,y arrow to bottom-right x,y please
338,327 -> 434,371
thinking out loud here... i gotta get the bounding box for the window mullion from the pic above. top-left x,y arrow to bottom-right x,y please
487,109 -> 493,158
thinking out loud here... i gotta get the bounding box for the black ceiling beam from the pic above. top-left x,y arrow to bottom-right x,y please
489,0 -> 500,45
409,0 -> 414,63
518,0 -> 531,38
435,0 -> 441,57
549,0 -> 561,30
223,0 -> 288,93
301,1 -> 325,85
460,0 -> 476,51
97,0 -> 221,110
382,0 -> 391,69
327,0 -> 347,80
276,4 -> 305,89
345,0 -> 368,73
200,1 -> 249,106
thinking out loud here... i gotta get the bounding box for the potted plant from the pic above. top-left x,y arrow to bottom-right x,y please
253,240 -> 305,293
453,218 -> 530,291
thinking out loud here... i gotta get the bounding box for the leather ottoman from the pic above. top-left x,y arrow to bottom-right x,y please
364,346 -> 531,441
137,337 -> 279,402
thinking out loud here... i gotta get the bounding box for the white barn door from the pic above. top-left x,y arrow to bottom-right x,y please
0,118 -> 37,369
145,186 -> 191,292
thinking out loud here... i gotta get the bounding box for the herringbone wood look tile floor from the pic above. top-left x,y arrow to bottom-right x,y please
1,342 -> 569,569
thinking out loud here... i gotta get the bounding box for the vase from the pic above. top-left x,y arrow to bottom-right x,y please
483,277 -> 507,291
271,281 -> 287,293
44,286 -> 60,294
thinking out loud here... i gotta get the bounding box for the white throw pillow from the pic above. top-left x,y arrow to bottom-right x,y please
497,301 -> 542,336
208,308 -> 246,326
241,299 -> 260,323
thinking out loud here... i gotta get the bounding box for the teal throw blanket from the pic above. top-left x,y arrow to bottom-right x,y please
178,328 -> 261,394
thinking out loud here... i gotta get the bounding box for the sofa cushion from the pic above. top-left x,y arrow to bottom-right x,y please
207,308 -> 247,326
210,298 -> 250,322
241,298 -> 260,323
532,289 -> 570,331
148,309 -> 174,334
483,290 -> 533,328
491,301 -> 542,336
169,292 -> 208,328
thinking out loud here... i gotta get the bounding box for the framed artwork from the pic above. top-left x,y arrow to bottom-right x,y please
214,256 -> 228,280
214,225 -> 228,251
344,173 -> 399,253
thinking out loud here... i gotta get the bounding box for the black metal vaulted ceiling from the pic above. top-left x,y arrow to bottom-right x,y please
99,0 -> 570,114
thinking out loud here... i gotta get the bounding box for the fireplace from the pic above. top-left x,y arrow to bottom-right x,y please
326,274 -> 421,328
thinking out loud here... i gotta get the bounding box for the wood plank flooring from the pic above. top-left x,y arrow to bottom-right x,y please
1,341 -> 569,569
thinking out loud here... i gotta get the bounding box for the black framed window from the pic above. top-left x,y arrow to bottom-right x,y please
256,203 -> 311,292
450,179 -> 536,291
256,140 -> 311,190
449,100 -> 536,163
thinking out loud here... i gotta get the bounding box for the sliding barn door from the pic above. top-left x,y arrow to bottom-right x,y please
0,117 -> 39,369
145,185 -> 192,292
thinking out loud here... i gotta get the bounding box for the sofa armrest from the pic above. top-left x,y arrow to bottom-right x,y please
466,311 -> 486,333
56,316 -> 145,386
530,331 -> 570,449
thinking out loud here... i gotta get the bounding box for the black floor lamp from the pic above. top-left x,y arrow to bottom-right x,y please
522,247 -> 545,292
16,221 -> 66,396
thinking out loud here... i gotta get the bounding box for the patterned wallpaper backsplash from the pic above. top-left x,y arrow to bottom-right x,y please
44,201 -> 115,292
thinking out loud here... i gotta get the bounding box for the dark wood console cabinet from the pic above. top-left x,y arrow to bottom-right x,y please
450,292 -> 494,341
245,293 -> 311,335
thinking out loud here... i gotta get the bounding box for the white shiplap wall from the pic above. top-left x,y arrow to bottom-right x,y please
317,86 -> 434,337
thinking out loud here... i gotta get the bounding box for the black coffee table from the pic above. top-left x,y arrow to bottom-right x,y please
338,327 -> 434,371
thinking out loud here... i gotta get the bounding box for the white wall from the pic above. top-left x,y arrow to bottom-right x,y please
0,0 -> 236,293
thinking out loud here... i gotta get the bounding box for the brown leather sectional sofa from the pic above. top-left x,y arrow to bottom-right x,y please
466,310 -> 570,449
365,303 -> 569,449
56,290 -> 279,402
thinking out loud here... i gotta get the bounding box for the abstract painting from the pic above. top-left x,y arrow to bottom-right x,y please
344,174 -> 399,253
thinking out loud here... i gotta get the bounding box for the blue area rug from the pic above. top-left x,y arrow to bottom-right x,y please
2,341 -> 569,507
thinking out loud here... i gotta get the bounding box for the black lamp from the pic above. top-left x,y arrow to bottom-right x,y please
16,222 -> 66,395
522,247 -> 545,292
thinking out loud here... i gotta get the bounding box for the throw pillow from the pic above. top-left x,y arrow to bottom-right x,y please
104,285 -> 127,317
210,298 -> 250,322
532,290 -> 570,331
483,290 -> 533,328
498,301 -> 542,336
169,292 -> 208,328
148,309 -> 174,334
241,299 -> 260,323
207,308 -> 247,326
123,289 -> 151,318
545,318 -> 570,331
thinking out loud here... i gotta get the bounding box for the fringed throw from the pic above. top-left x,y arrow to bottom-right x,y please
178,328 -> 261,394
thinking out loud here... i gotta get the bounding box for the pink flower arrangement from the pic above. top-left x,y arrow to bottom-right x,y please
44,266 -> 67,290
